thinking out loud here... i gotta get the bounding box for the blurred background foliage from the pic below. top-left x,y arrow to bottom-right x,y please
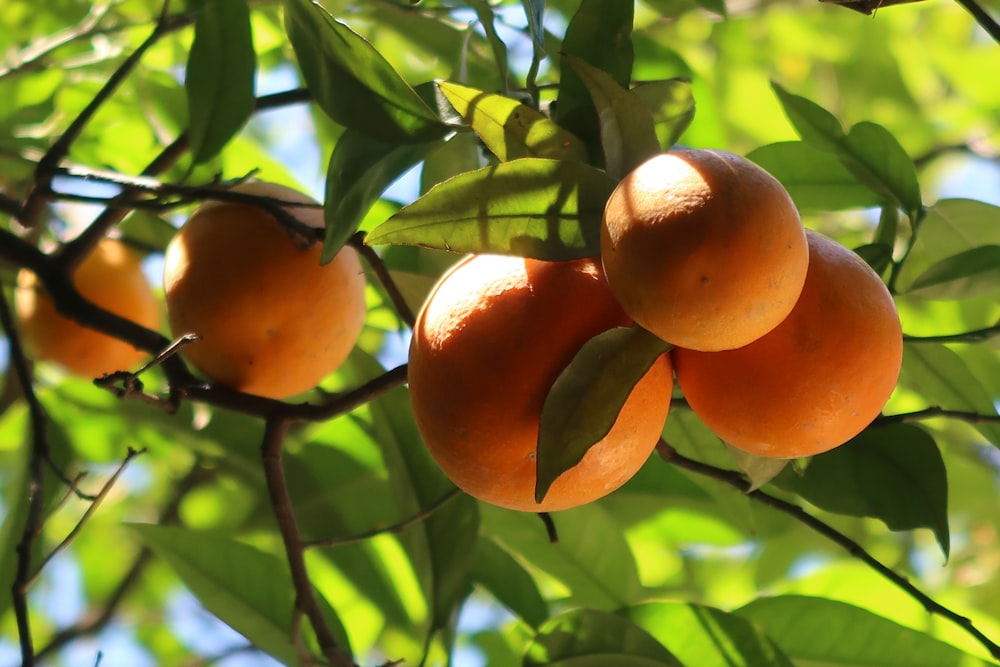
0,0 -> 999,666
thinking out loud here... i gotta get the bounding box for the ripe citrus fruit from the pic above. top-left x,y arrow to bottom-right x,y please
163,181 -> 367,399
408,254 -> 674,512
673,230 -> 903,458
16,238 -> 161,378
601,149 -> 809,351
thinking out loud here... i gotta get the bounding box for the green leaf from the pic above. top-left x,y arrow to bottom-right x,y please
471,537 -> 549,629
119,212 -> 181,253
524,608 -> 683,666
907,245 -> 1000,300
322,129 -> 443,261
896,198 -> 1000,291
724,445 -> 790,492
775,423 -> 950,557
521,0 -> 547,51
631,79 -> 695,151
771,82 -> 846,152
898,343 -> 1000,447
438,81 -> 588,162
467,0 -> 510,88
556,0 -> 634,122
693,0 -> 728,16
283,0 -> 444,143
618,601 -> 794,667
746,141 -> 883,211
186,0 -> 256,164
128,524 -> 351,665
770,86 -> 922,216
738,596 -> 996,667
838,121 -> 923,220
535,325 -> 671,503
564,55 -> 659,179
480,503 -> 642,609
365,158 -> 616,260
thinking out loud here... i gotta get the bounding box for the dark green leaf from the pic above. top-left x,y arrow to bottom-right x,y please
908,245 -> 1000,300
738,596 -> 996,667
746,141 -> 883,211
618,601 -> 794,667
322,129 -> 443,261
771,82 -> 846,152
420,131 -> 482,196
838,121 -> 923,220
119,212 -> 185,253
471,537 -> 549,629
631,79 -> 695,151
775,423 -> 950,557
186,0 -> 256,164
423,493 -> 480,630
128,524 -> 351,665
521,0 -> 547,51
283,0 -> 444,143
524,608 -> 683,666
365,158 -> 616,260
467,0 -> 509,87
555,0 -> 634,155
438,81 -> 588,162
898,343 -> 1000,447
564,55 -> 659,179
536,325 -> 671,503
853,242 -> 895,276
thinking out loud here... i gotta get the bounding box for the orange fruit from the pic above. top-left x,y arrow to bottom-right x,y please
673,230 -> 903,458
601,149 -> 809,351
408,254 -> 674,512
163,181 -> 366,399
16,238 -> 161,378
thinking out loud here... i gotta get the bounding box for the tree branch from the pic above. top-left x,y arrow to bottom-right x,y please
953,0 -> 1000,44
350,232 -> 416,329
261,417 -> 356,667
658,441 -> 1000,661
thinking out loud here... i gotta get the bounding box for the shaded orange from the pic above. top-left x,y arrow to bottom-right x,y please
601,149 -> 809,351
163,181 -> 366,399
408,254 -> 674,512
673,231 -> 903,458
16,238 -> 161,378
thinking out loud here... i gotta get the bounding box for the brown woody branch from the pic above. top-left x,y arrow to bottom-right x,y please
658,440 -> 1000,661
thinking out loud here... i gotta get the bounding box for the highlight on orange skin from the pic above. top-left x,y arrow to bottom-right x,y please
408,254 -> 674,512
601,149 -> 809,351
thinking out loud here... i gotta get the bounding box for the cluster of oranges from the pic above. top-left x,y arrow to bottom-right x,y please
16,149 -> 902,514
407,149 -> 903,512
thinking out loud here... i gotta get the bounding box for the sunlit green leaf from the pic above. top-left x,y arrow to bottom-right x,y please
738,596 -> 995,666
775,423 -> 950,557
525,608 -> 683,666
536,326 -> 671,503
564,55 -> 660,179
323,129 -> 443,261
839,121 -> 923,220
283,0 -> 445,142
771,82 -> 846,152
186,0 -> 256,164
746,141 -> 883,211
907,245 -> 1000,300
618,601 -> 793,667
128,524 -> 351,665
365,158 -> 616,260
438,81 -> 588,162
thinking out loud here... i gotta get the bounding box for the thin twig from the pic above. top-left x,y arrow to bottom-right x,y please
538,512 -> 558,544
0,4 -> 114,81
307,487 -> 462,548
261,417 -> 356,667
29,448 -> 146,586
18,1 -> 182,227
0,280 -> 51,667
953,0 -> 1000,43
877,407 -> 1000,426
658,441 -> 1000,661
350,232 -> 416,328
